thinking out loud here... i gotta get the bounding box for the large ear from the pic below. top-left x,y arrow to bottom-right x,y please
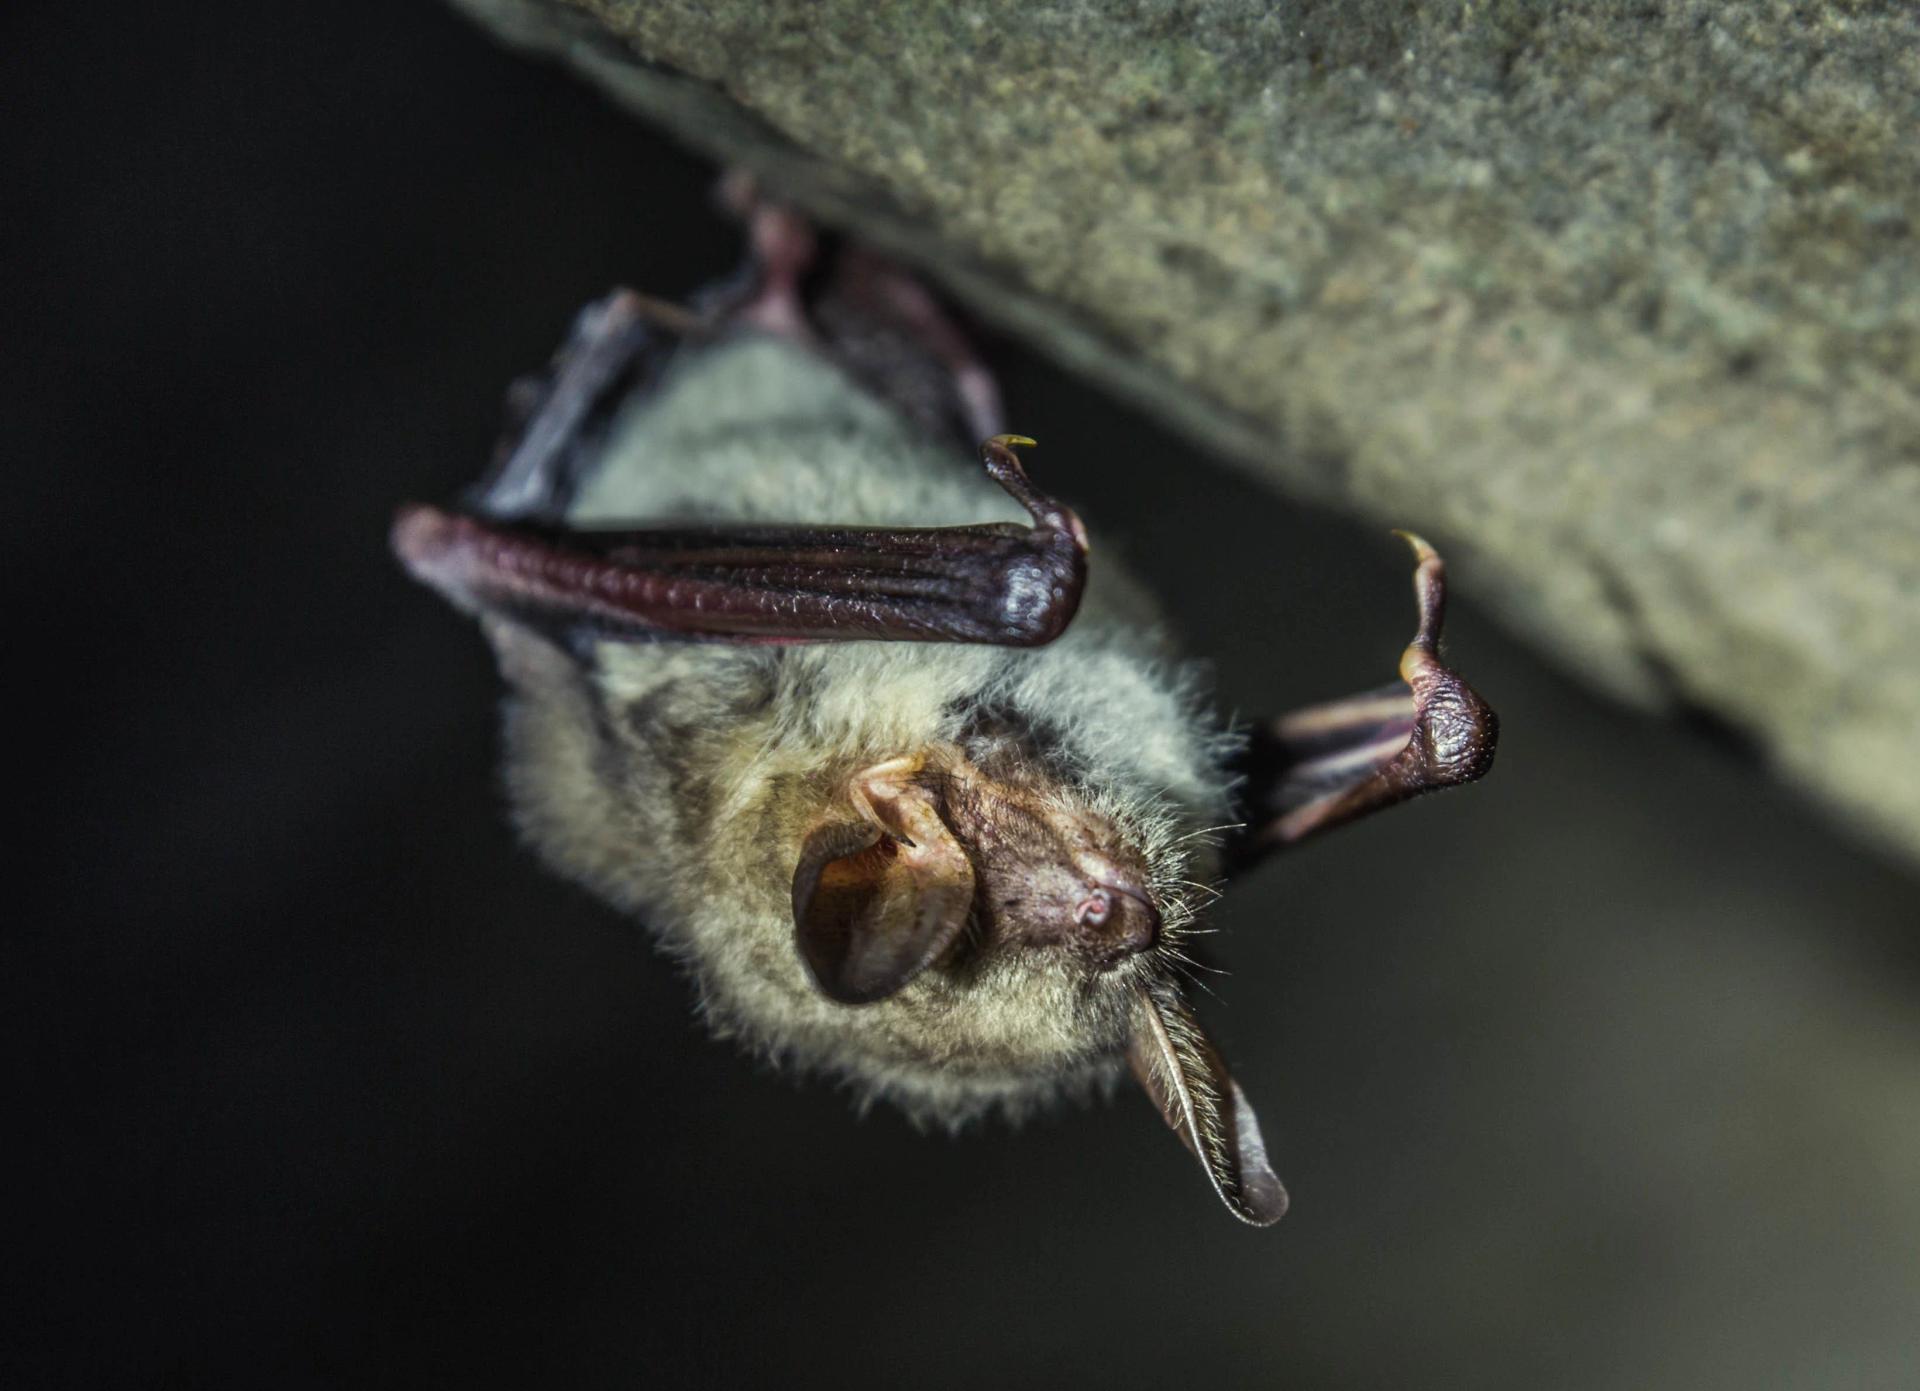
791,759 -> 976,1005
1129,982 -> 1289,1227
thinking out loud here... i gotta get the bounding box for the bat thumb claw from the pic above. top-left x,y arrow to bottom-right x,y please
1391,528 -> 1438,566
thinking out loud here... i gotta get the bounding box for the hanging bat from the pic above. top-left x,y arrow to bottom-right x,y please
392,192 -> 1497,1226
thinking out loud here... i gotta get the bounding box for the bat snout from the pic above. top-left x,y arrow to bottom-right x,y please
1075,878 -> 1161,967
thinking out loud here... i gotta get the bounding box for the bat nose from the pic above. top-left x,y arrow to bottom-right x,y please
1075,880 -> 1161,962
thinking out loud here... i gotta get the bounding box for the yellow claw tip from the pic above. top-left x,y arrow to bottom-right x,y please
1392,529 -> 1439,564
990,433 -> 1038,449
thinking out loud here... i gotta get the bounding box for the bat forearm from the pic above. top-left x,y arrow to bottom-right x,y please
395,436 -> 1087,647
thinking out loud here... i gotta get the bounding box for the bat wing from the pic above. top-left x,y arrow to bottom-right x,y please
1229,534 -> 1498,868
392,434 -> 1085,648
393,290 -> 1085,649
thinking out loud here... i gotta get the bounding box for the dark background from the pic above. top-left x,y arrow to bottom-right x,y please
14,4 -> 1920,1387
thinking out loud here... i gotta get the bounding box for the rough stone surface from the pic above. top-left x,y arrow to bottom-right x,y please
454,0 -> 1920,860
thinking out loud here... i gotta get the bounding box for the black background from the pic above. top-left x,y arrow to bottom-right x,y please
15,4 -> 1920,1387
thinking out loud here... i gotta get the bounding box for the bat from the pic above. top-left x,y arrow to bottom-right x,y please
392,190 -> 1497,1226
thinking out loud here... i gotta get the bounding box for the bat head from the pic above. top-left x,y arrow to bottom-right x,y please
784,738 -> 1289,1227
792,745 -> 1161,1006
471,609 -> 1286,1226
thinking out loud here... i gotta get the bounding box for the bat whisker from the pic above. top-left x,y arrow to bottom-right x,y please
1171,821 -> 1244,846
1163,951 -> 1227,1002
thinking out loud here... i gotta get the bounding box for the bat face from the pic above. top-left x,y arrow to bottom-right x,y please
394,196 -> 1496,1226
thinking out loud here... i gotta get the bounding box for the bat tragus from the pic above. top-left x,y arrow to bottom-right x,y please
392,195 -> 1496,1226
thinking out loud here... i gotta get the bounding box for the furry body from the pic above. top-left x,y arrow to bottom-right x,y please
397,256 -> 1494,1224
496,336 -> 1236,1124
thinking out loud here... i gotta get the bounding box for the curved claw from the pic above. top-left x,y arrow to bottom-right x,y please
1392,530 -> 1448,675
979,434 -> 1090,554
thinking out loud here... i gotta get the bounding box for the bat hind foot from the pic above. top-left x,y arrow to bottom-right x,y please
718,172 -> 1005,446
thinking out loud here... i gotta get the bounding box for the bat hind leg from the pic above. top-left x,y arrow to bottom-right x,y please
712,171 -> 823,343
718,173 -> 1005,447
470,290 -> 676,523
473,177 -> 830,524
472,177 -> 1013,524
812,245 -> 1006,445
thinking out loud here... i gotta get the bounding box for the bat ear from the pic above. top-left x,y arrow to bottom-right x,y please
1129,982 -> 1289,1226
476,613 -> 584,688
791,762 -> 977,1005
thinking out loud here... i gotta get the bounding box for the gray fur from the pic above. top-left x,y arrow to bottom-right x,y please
496,335 -> 1237,1125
